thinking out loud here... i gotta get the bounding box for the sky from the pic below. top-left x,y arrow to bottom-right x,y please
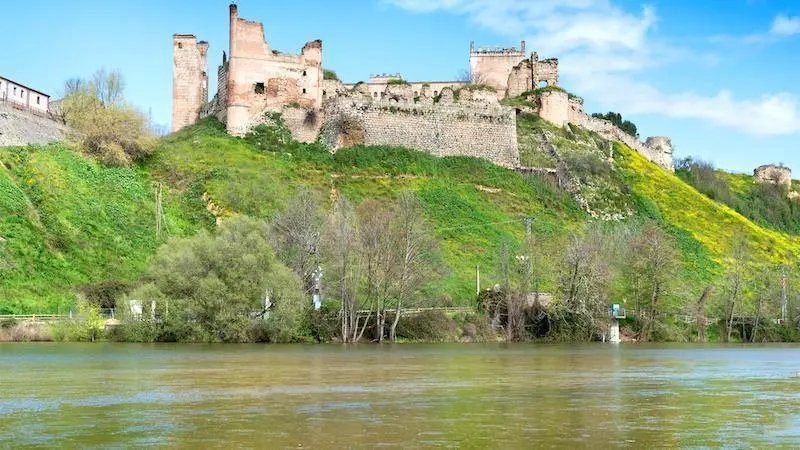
2,0 -> 799,173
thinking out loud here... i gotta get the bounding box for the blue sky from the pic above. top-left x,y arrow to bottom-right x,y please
2,0 -> 799,173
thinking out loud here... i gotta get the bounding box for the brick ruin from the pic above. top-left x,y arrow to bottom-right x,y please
171,35 -> 208,132
533,90 -> 674,170
172,4 -> 673,170
754,164 -> 792,188
174,4 -> 322,135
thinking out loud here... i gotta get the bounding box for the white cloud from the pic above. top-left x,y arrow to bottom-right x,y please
770,15 -> 800,36
387,0 -> 800,136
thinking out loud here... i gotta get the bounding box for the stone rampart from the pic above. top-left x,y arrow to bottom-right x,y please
582,117 -> 673,170
319,93 -> 519,167
0,104 -> 66,147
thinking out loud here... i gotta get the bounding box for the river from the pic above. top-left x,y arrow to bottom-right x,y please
0,343 -> 798,448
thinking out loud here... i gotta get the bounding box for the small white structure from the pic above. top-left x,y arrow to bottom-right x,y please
0,75 -> 50,116
129,300 -> 143,318
608,303 -> 625,344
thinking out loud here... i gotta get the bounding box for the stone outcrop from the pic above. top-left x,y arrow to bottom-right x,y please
754,164 -> 792,188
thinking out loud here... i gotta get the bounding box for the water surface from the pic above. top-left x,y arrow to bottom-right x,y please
1,343 -> 798,448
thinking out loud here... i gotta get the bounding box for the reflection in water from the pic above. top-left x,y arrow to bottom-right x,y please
0,343 -> 798,447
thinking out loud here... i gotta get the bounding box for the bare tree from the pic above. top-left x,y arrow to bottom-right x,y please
693,286 -> 714,342
553,224 -> 614,341
92,68 -> 125,107
271,189 -> 325,295
632,222 -> 679,341
722,232 -> 749,342
324,197 -> 370,343
456,68 -> 488,85
356,200 -> 396,342
389,192 -> 437,342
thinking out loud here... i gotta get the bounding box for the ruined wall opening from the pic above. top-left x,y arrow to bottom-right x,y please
254,82 -> 265,94
538,80 -> 548,88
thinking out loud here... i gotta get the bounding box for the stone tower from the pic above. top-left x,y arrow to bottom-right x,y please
469,40 -> 527,97
172,34 -> 209,132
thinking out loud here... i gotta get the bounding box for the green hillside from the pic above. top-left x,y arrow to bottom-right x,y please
1,114 -> 798,315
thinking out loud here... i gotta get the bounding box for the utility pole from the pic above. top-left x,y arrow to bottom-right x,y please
311,235 -> 322,310
524,217 -> 534,238
781,266 -> 788,324
476,264 -> 480,296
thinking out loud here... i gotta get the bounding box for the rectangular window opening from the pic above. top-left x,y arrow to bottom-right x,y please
254,82 -> 265,94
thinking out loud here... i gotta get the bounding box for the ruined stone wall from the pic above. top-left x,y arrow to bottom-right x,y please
225,4 -> 323,135
319,91 -> 519,167
507,60 -> 532,98
533,54 -> 559,87
538,90 -> 569,127
582,116 -> 673,170
754,164 -> 792,188
172,34 -> 209,132
282,106 -> 323,143
0,104 -> 66,147
469,42 -> 527,97
567,96 -> 586,126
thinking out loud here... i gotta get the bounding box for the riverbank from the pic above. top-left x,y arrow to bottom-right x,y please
3,312 -> 799,344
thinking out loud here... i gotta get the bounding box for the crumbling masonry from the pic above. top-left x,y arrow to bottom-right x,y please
172,4 -> 673,170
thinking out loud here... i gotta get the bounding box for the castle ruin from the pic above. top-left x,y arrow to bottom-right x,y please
172,4 -> 673,171
173,4 -> 322,134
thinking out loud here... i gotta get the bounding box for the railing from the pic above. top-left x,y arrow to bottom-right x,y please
0,93 -> 58,121
356,306 -> 474,316
0,314 -> 71,322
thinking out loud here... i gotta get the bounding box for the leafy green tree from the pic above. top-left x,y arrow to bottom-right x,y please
120,215 -> 308,342
59,68 -> 155,166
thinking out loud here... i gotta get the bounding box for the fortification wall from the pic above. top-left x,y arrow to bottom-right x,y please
538,90 -> 569,127
318,91 -> 519,167
582,117 -> 673,170
282,106 -> 323,143
172,35 -> 209,132
469,42 -> 527,97
533,54 -> 559,87
567,97 -> 586,126
0,104 -> 66,147
507,60 -> 532,98
225,4 -> 323,135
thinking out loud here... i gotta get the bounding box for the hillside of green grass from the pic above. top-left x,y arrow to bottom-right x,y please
676,160 -> 800,236
2,114 -> 799,314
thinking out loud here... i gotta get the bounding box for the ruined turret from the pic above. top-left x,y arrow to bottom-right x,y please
754,164 -> 792,188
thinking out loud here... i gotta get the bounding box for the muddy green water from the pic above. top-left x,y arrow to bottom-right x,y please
0,343 -> 798,448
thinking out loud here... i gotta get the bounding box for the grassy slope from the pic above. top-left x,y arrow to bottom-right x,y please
3,116 -> 799,313
0,144 -> 195,313
147,119 -> 586,303
616,143 -> 799,279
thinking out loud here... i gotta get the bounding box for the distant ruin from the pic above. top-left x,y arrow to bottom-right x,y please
172,4 -> 674,170
754,164 -> 792,188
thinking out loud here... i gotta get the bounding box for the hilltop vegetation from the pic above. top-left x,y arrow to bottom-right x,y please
676,158 -> 800,235
2,99 -> 799,342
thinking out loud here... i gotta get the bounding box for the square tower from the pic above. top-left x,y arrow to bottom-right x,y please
172,34 -> 209,132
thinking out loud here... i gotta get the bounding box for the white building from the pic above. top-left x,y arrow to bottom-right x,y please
0,75 -> 50,116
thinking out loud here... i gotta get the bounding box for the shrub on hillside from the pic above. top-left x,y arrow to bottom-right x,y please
395,310 -> 458,341
60,69 -> 156,166
76,280 -> 133,309
323,69 -> 339,81
119,215 -> 309,343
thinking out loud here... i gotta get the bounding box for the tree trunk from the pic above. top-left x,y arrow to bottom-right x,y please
390,298 -> 401,342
